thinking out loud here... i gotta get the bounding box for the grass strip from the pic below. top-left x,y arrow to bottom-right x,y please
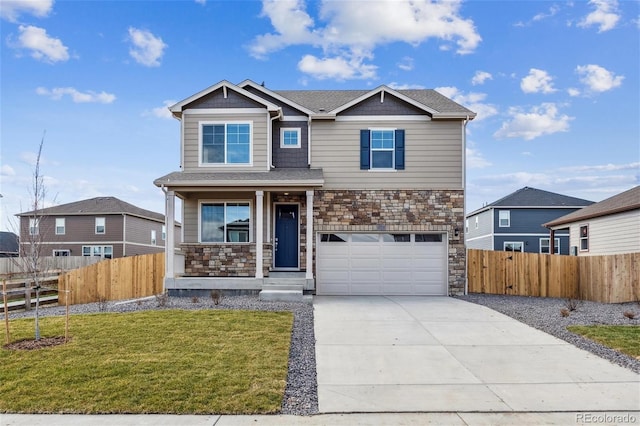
568,325 -> 640,359
0,309 -> 293,414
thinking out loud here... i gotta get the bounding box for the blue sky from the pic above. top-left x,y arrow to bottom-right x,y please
1,0 -> 638,231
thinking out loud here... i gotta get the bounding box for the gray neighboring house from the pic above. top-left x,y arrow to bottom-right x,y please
465,187 -> 594,255
155,79 -> 475,297
545,186 -> 640,256
0,231 -> 19,257
17,196 -> 181,259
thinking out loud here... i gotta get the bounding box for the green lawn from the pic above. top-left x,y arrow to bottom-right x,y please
0,309 -> 293,414
568,325 -> 640,359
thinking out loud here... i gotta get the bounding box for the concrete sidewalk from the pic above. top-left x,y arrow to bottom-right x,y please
314,296 -> 640,413
3,412 -> 640,425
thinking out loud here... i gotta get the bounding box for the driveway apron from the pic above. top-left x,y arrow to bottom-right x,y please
313,296 -> 640,413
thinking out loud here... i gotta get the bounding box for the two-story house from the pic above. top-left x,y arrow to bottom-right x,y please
465,187 -> 594,255
17,196 -> 181,259
155,80 -> 475,298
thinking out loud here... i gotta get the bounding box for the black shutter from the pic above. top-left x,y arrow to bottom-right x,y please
395,129 -> 405,170
360,130 -> 370,170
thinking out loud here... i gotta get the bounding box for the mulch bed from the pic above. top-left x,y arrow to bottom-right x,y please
4,336 -> 70,350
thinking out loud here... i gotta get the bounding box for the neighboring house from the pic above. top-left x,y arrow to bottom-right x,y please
154,79 -> 475,297
544,186 -> 640,256
0,231 -> 19,257
465,187 -> 593,255
17,196 -> 181,259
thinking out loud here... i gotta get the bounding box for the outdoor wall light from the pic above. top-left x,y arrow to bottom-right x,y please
454,228 -> 459,237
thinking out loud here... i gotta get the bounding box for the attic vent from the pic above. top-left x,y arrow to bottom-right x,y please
319,108 -> 325,112
380,91 -> 385,103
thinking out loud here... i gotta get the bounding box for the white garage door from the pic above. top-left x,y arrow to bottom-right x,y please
316,233 -> 447,295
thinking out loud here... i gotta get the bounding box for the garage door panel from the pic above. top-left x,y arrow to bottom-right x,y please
317,233 -> 447,296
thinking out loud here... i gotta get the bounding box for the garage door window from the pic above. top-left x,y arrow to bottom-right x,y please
416,234 -> 443,242
381,234 -> 410,242
351,234 -> 379,242
320,233 -> 348,242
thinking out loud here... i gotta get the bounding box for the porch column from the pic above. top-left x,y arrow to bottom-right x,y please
164,190 -> 175,287
305,190 -> 314,280
255,190 -> 264,279
550,229 -> 556,255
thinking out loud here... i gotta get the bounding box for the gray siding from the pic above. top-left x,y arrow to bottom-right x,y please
272,121 -> 309,168
570,210 -> 640,255
341,93 -> 425,116
466,235 -> 492,250
494,208 -> 581,234
243,86 -> 307,116
186,88 -> 265,109
182,112 -> 269,172
310,120 -> 463,189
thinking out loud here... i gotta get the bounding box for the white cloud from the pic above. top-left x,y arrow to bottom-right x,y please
397,56 -> 414,71
567,87 -> 581,97
471,71 -> 492,86
560,162 -> 640,173
127,27 -> 167,67
466,143 -> 491,169
36,87 -> 116,103
1,164 -> 16,176
494,103 -> 573,140
0,0 -> 53,22
195,0 -> 206,4
435,86 -> 498,122
578,0 -> 620,32
388,82 -> 426,90
576,64 -> 624,93
298,54 -> 377,80
249,0 -> 481,80
145,100 -> 176,119
514,4 -> 561,27
520,68 -> 557,94
12,25 -> 69,63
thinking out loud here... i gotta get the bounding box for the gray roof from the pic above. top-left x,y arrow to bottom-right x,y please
545,186 -> 640,228
274,88 -> 473,115
17,196 -> 165,222
468,187 -> 594,216
154,168 -> 324,188
0,231 -> 19,254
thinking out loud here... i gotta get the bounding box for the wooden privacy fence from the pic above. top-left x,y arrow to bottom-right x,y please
58,253 -> 164,305
467,249 -> 640,303
0,256 -> 100,275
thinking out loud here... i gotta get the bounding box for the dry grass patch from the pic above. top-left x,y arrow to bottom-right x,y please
1,309 -> 293,414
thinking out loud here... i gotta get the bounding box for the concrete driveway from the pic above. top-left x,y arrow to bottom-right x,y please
314,296 -> 640,413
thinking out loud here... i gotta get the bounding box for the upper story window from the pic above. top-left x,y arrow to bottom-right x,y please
579,225 -> 589,251
151,230 -> 157,245
55,218 -> 66,235
201,122 -> 251,165
162,225 -> 166,241
281,128 -> 301,148
360,129 -> 404,171
29,218 -> 39,235
95,217 -> 105,234
200,202 -> 251,243
499,210 -> 510,227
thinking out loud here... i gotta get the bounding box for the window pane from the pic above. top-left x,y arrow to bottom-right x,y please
416,234 -> 442,242
227,143 -> 250,163
320,233 -> 347,242
104,246 -> 113,259
225,203 -> 250,242
371,130 -> 394,149
351,234 -> 379,242
283,129 -> 299,146
203,125 -> 225,163
381,234 -> 410,242
372,151 -> 393,168
201,204 -> 224,242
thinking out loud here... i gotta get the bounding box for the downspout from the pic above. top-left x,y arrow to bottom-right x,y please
122,213 -> 126,257
462,115 -> 469,295
269,109 -> 282,170
307,116 -> 312,166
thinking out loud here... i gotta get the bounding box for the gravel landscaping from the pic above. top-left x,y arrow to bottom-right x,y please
458,293 -> 640,374
4,293 -> 639,416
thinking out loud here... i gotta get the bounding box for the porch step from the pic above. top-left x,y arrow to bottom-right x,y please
259,275 -> 309,303
259,289 -> 311,303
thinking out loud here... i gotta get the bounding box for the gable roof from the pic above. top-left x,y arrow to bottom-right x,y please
544,186 -> 640,228
17,196 -> 166,223
171,79 -> 476,120
468,187 -> 594,216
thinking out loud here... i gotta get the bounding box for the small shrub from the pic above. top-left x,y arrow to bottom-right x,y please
97,296 -> 108,312
211,290 -> 221,305
191,296 -> 199,304
155,292 -> 169,307
565,298 -> 579,312
623,311 -> 636,320
560,308 -> 570,317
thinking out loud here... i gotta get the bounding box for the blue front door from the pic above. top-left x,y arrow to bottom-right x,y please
275,204 -> 299,268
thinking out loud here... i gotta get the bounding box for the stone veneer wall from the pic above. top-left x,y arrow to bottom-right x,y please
313,189 -> 465,295
181,244 -> 272,277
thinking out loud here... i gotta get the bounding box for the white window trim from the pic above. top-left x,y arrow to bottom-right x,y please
540,237 -> 560,254
29,218 -> 39,235
503,241 -> 523,252
579,224 -> 589,252
498,210 -> 510,227
280,127 -> 301,148
198,200 -> 253,243
53,249 -> 70,256
198,121 -> 253,167
82,245 -> 113,259
95,217 -> 106,234
369,128 -> 396,171
55,218 -> 66,235
162,225 -> 166,241
151,230 -> 157,245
